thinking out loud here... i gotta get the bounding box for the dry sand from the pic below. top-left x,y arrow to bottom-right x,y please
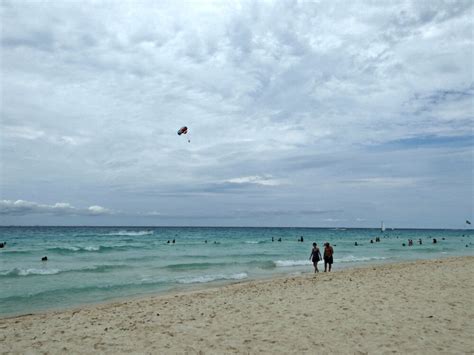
1,257 -> 473,354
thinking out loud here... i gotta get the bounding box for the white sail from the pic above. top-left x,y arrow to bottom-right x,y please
381,221 -> 385,232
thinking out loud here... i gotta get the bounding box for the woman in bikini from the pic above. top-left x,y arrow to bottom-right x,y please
309,243 -> 322,273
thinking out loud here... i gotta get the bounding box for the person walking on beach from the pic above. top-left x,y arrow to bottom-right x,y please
309,243 -> 322,273
323,242 -> 334,272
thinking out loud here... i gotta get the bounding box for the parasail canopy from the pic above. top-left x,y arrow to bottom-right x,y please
177,126 -> 188,135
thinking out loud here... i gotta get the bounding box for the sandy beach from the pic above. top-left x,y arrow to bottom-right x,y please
1,256 -> 473,354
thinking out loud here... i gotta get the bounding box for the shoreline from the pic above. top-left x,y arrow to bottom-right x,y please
1,256 -> 473,353
0,255 -> 470,320
0,255 -> 461,320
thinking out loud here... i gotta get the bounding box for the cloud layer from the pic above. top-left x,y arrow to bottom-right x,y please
1,0 -> 472,227
0,200 -> 111,216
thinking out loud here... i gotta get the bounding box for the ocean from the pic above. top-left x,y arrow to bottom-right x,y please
1,226 -> 472,317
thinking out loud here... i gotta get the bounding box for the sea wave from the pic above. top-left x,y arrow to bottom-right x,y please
227,252 -> 282,258
0,279 -> 168,304
177,272 -> 248,284
79,264 -> 129,273
0,273 -> 248,309
164,262 -> 229,271
248,260 -> 277,269
47,246 -> 80,252
416,248 -> 455,253
337,255 -> 389,263
0,264 -> 127,278
104,230 -> 154,237
0,268 -> 61,277
164,260 -> 276,271
0,250 -> 33,255
275,260 -> 311,267
46,245 -> 134,254
274,256 -> 390,267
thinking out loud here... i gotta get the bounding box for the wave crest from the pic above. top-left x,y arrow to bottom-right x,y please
337,255 -> 388,263
275,260 -> 311,267
47,245 -> 131,254
105,230 -> 154,236
0,264 -> 127,278
177,273 -> 248,284
1,267 -> 61,277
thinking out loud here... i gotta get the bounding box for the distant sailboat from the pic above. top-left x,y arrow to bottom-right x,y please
381,221 -> 385,233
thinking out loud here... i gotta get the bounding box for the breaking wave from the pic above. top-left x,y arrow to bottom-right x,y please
0,264 -> 127,278
46,245 -> 135,254
275,260 -> 311,267
177,272 -> 248,284
104,230 -> 154,237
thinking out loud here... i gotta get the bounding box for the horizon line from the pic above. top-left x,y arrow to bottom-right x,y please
0,225 -> 472,231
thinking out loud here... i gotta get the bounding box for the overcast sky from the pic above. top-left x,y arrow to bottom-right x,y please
1,0 -> 473,228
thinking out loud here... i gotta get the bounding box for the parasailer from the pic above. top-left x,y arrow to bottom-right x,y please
177,126 -> 190,142
177,126 -> 188,135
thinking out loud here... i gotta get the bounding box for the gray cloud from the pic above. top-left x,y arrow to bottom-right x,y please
137,208 -> 342,220
0,200 -> 112,217
1,0 -> 472,227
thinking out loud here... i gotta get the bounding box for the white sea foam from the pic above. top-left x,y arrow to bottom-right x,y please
0,264 -> 128,278
107,230 -> 154,236
49,244 -> 134,253
275,260 -> 311,267
337,255 -> 388,263
177,272 -> 248,284
274,256 -> 389,267
84,246 -> 100,251
2,268 -> 61,276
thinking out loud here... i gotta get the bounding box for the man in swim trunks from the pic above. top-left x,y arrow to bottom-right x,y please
323,242 -> 334,272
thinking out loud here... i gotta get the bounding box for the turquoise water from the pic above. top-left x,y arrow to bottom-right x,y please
1,226 -> 473,317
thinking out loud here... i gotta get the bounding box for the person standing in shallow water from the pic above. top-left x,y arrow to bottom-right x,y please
309,243 -> 322,273
323,242 -> 334,272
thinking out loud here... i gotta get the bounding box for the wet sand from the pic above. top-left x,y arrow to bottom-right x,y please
1,256 -> 473,354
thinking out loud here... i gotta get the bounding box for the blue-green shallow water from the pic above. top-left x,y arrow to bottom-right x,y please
1,226 -> 473,317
